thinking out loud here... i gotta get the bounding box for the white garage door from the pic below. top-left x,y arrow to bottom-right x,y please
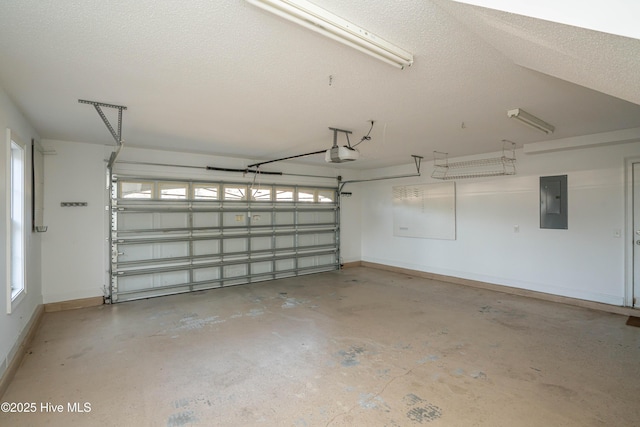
109,175 -> 339,302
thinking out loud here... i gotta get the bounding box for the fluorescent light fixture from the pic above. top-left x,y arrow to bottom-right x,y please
507,108 -> 555,134
246,0 -> 414,69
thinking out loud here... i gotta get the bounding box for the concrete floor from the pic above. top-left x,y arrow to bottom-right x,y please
2,267 -> 639,426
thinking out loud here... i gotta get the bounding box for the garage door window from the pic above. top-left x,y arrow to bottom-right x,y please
223,185 -> 248,200
193,184 -> 219,200
159,182 -> 188,199
120,181 -> 153,199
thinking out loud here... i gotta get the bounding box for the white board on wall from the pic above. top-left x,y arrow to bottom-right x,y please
392,182 -> 456,240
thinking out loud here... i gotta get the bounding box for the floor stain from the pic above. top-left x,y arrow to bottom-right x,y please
282,298 -> 308,308
403,394 -> 422,406
403,394 -> 442,423
246,308 -> 264,317
67,346 -> 93,360
148,310 -> 174,320
394,342 -> 413,350
417,354 -> 439,364
479,305 -> 494,313
166,410 -> 197,427
337,345 -> 367,367
376,368 -> 391,378
470,371 -> 487,379
359,393 -> 391,412
327,292 -> 345,301
540,383 -> 578,399
451,368 -> 465,377
177,315 -> 224,330
173,398 -> 190,409
407,405 -> 442,423
294,417 -> 308,426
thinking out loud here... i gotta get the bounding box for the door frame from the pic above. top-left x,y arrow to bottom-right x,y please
624,156 -> 640,308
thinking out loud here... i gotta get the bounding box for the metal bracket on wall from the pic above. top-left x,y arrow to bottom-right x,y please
79,99 -> 127,168
412,154 -> 423,174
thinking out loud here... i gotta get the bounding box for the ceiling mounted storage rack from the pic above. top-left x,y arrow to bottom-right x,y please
431,141 -> 516,180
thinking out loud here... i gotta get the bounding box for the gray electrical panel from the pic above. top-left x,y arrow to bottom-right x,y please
540,175 -> 567,229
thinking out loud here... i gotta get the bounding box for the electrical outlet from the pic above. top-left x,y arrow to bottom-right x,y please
514,225 -> 519,233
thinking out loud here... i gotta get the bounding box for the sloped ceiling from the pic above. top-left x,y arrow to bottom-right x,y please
439,0 -> 640,105
0,0 -> 639,170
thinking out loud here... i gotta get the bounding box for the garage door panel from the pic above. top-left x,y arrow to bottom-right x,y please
275,212 -> 294,225
298,232 -> 335,247
275,258 -> 295,272
298,254 -> 336,269
119,212 -> 154,230
250,212 -> 273,226
193,212 -> 220,228
223,238 -> 248,253
275,235 -> 294,249
222,212 -> 248,227
119,241 -> 189,262
119,212 -> 189,230
111,176 -> 338,302
119,244 -> 153,263
118,270 -> 190,293
224,264 -> 248,278
251,236 -> 272,251
251,261 -> 273,275
193,240 -> 221,256
158,212 -> 189,228
193,267 -> 221,282
299,211 -> 335,224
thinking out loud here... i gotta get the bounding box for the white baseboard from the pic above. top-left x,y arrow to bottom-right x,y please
0,304 -> 44,398
359,261 -> 639,317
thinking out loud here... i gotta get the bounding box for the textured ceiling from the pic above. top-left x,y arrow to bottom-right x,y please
0,0 -> 639,170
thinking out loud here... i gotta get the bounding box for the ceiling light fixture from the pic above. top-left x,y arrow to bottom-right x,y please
507,108 -> 555,134
246,0 -> 414,69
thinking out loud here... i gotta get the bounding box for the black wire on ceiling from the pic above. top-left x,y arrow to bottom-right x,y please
347,120 -> 374,149
249,121 -> 376,169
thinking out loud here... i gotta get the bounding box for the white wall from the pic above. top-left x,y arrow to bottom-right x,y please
357,138 -> 640,306
39,132 -> 640,308
338,183 -> 362,264
0,87 -> 42,378
40,140 -> 111,303
40,142 -> 354,303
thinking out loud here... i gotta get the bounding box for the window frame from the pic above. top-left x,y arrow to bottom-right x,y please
6,129 -> 27,313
